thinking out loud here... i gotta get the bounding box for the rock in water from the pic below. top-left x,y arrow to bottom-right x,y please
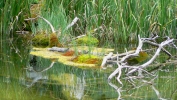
48,47 -> 69,52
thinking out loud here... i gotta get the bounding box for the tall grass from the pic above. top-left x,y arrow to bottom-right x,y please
34,0 -> 68,39
1,0 -> 176,46
46,0 -> 176,45
0,0 -> 30,34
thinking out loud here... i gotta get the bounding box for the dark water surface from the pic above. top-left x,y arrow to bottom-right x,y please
0,37 -> 177,100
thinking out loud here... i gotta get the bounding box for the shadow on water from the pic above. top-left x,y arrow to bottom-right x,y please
1,35 -> 177,100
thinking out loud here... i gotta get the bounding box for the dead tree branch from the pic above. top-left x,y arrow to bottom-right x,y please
101,35 -> 177,86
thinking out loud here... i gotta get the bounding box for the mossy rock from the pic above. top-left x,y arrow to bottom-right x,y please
75,36 -> 99,46
32,33 -> 63,47
32,33 -> 49,47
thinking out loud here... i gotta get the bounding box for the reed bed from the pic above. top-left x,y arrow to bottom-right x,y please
0,0 -> 176,45
30,0 -> 176,46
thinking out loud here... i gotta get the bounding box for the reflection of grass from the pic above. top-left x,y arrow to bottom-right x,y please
0,73 -> 52,100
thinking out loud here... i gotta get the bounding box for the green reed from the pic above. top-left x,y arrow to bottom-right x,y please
0,0 -> 30,34
1,0 -> 176,45
36,0 -> 68,36
46,0 -> 176,45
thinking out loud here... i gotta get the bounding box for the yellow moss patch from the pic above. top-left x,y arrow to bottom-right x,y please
30,46 -> 114,69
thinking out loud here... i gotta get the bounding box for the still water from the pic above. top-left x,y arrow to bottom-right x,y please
0,37 -> 177,100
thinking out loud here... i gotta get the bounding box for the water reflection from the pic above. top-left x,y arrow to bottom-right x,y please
108,76 -> 167,100
1,35 -> 177,99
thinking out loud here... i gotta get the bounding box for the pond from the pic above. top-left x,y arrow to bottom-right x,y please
1,37 -> 177,100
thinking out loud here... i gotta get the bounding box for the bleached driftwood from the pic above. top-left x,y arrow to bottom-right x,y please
127,38 -> 174,75
101,34 -> 177,86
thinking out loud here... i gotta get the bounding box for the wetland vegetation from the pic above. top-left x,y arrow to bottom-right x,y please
0,0 -> 177,100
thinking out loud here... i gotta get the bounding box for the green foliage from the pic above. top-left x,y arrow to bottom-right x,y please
75,36 -> 99,46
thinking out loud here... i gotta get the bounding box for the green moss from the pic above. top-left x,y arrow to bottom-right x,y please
32,33 -> 49,47
75,36 -> 99,46
73,54 -> 100,64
